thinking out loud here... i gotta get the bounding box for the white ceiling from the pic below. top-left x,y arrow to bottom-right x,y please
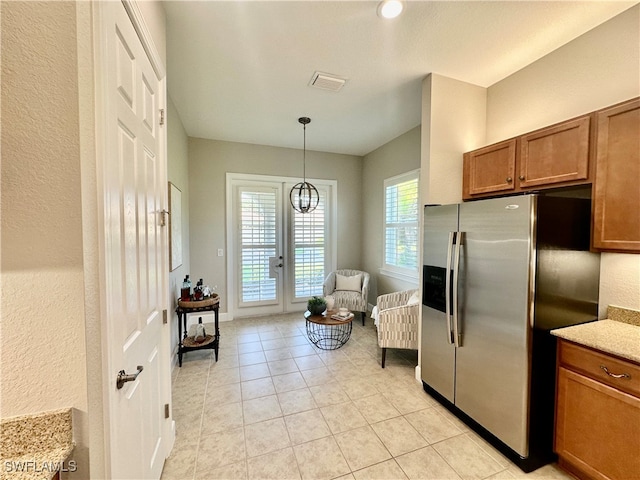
164,1 -> 636,156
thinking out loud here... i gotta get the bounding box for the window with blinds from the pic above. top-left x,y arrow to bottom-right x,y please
291,189 -> 326,299
240,190 -> 277,303
384,170 -> 419,276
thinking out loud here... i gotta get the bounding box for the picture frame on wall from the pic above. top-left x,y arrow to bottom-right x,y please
169,182 -> 182,271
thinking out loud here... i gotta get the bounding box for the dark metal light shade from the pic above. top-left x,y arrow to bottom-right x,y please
290,181 -> 319,213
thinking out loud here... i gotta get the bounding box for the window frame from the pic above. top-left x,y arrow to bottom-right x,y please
380,169 -> 420,282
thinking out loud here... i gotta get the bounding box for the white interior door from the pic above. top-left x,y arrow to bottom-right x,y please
99,2 -> 167,478
228,175 -> 336,318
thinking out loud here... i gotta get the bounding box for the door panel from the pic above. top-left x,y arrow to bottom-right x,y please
421,204 -> 458,402
237,186 -> 282,311
455,195 -> 534,456
103,3 -> 165,478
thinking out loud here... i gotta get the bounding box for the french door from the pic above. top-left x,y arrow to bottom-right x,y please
227,174 -> 336,318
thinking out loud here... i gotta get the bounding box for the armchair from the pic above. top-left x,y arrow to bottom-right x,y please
323,269 -> 370,325
374,289 -> 419,368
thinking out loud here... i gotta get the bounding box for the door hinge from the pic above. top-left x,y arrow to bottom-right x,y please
159,108 -> 165,126
164,403 -> 170,419
162,309 -> 168,324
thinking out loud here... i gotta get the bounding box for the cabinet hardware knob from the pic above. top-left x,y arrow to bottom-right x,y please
600,364 -> 631,379
506,177 -> 513,183
117,365 -> 144,389
519,175 -> 525,181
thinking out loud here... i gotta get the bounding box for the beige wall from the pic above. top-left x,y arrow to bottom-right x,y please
486,4 -> 640,315
487,4 -> 640,144
188,138 -> 363,314
421,74 -> 487,206
167,96 -> 190,357
361,126 -> 421,301
1,1 -> 89,476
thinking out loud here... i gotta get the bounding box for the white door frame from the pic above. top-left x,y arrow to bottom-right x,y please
91,1 -> 173,477
226,173 -> 337,320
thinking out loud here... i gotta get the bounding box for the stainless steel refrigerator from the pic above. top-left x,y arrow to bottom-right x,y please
421,193 -> 600,472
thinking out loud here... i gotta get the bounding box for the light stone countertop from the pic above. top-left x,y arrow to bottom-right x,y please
551,310 -> 640,365
0,408 -> 74,480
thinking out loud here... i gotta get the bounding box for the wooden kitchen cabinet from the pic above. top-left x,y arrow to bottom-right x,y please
592,97 -> 640,252
463,115 -> 592,200
519,115 -> 591,189
555,340 -> 640,480
463,139 -> 516,197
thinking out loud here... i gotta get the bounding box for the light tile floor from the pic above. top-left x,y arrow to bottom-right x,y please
161,313 -> 573,480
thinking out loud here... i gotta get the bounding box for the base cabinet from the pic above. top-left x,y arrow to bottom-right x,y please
555,340 -> 640,480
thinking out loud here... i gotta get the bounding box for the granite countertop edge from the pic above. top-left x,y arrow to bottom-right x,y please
0,445 -> 75,480
0,408 -> 74,480
551,319 -> 640,364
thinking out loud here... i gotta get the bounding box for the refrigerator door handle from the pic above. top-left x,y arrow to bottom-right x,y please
445,232 -> 455,344
452,231 -> 463,347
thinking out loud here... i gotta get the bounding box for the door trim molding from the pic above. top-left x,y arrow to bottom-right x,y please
225,173 -> 338,320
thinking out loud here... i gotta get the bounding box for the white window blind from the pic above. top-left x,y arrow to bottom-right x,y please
292,189 -> 326,298
240,190 -> 277,303
384,170 -> 419,277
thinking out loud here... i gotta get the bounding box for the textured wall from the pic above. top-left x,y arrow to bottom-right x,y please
1,0 -> 87,418
1,2 -> 89,477
422,74 -> 487,206
487,5 -> 640,144
167,96 -> 191,358
361,126 -> 421,300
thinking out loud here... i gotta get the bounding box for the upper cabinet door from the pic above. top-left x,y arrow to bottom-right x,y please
463,139 -> 516,197
593,98 -> 640,252
519,115 -> 591,189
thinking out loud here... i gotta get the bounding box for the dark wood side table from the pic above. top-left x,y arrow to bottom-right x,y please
176,294 -> 220,367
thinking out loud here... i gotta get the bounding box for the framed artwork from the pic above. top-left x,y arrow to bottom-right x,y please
169,182 -> 182,271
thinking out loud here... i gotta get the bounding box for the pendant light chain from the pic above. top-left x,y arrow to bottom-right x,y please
302,121 -> 306,182
289,116 -> 319,214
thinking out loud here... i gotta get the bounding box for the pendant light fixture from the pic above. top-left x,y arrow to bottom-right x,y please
290,117 -> 319,214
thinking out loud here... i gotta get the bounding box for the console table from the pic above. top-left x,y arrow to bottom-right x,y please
175,295 -> 220,367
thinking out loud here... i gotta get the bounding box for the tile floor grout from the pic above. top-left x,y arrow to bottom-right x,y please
162,312 -> 572,480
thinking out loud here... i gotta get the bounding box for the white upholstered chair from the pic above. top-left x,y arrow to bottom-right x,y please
323,269 -> 370,325
373,289 -> 420,368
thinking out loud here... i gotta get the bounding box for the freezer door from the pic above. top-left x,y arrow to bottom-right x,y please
455,195 -> 534,457
421,204 -> 458,402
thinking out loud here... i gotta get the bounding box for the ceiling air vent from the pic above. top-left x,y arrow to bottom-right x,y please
309,71 -> 347,92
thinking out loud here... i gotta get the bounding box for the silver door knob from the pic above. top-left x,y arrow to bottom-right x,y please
117,365 -> 143,389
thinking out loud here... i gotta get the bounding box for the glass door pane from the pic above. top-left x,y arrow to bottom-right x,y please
238,187 -> 281,306
292,189 -> 326,299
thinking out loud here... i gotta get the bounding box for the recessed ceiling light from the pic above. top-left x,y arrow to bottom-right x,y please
377,0 -> 404,19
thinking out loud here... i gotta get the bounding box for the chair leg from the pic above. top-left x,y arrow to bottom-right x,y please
362,311 -> 365,326
381,347 -> 386,368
